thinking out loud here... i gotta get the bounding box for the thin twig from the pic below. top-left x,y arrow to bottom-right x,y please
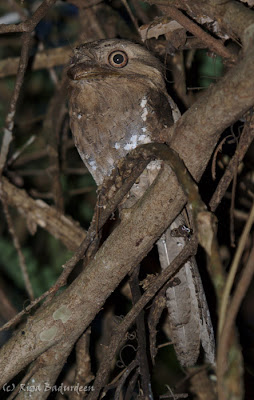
0,176 -> 86,252
0,32 -> 33,176
120,0 -> 140,34
0,0 -> 57,33
229,159 -> 237,247
209,113 -> 254,212
114,360 -> 139,399
129,267 -> 152,398
124,369 -> 139,400
1,194 -> 34,300
70,328 -> 94,400
211,135 -> 232,181
130,0 -> 150,24
7,135 -> 35,166
0,284 -> 59,333
218,202 -> 254,335
217,236 -> 254,384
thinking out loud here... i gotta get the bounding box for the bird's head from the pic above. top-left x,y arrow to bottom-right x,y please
67,39 -> 166,90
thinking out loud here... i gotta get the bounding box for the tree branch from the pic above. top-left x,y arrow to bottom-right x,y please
209,114 -> 254,211
0,177 -> 86,252
151,0 -> 254,44
159,5 -> 236,62
0,0 -> 57,34
1,26 -> 254,386
0,44 -> 73,79
0,32 -> 33,177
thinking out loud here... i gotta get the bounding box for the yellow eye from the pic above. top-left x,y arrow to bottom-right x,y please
108,50 -> 128,68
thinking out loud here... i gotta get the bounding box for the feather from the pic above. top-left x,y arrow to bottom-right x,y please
157,214 -> 215,366
192,258 -> 215,365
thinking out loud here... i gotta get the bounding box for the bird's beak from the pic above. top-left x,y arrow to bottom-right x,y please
67,62 -> 119,81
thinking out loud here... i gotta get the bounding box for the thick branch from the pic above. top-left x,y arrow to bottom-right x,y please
1,20 -> 254,387
170,42 -> 254,181
14,339 -> 75,400
0,177 -> 86,251
152,0 -> 254,45
0,164 -> 187,387
0,45 -> 73,79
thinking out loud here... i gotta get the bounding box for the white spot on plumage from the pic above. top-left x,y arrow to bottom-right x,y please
124,143 -> 133,150
147,160 -> 161,170
115,132 -> 151,151
124,134 -> 138,150
140,96 -> 148,121
138,134 -> 151,143
78,113 -> 82,119
88,159 -> 97,170
140,97 -> 147,108
141,109 -> 148,121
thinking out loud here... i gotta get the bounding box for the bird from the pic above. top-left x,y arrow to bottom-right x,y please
67,39 -> 215,367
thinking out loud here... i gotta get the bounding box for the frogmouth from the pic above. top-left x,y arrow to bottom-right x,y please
67,39 -> 215,367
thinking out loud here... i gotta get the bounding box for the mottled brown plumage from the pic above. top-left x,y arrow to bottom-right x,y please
68,40 -> 180,185
67,39 -> 215,366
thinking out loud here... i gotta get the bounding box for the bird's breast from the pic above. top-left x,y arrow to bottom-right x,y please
68,80 -> 173,185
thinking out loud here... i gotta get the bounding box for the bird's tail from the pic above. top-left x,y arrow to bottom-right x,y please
157,213 -> 215,366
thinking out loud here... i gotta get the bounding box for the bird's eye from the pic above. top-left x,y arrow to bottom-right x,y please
108,50 -> 128,68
